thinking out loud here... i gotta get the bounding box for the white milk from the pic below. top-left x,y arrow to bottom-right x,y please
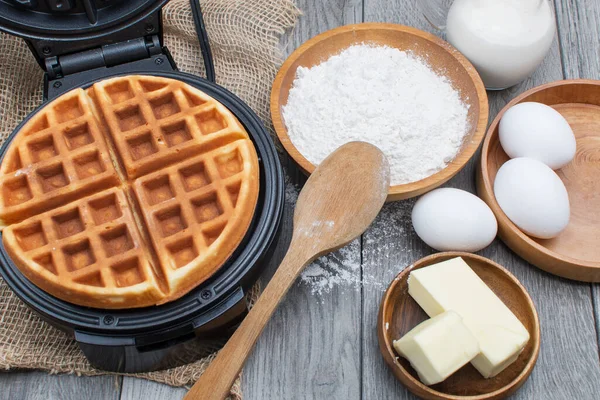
446,0 -> 555,89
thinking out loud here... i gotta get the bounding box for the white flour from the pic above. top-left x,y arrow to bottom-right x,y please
283,44 -> 470,185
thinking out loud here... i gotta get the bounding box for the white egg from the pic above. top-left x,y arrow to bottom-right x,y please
494,157 -> 570,239
412,188 -> 498,252
499,102 -> 576,169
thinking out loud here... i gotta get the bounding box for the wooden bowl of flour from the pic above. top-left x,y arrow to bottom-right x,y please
271,23 -> 488,201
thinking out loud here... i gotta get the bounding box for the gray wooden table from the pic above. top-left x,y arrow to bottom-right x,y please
2,0 -> 600,399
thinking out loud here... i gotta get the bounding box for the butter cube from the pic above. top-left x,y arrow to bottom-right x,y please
408,257 -> 530,378
393,310 -> 480,386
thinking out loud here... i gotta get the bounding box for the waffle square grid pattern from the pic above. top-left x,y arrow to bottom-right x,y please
95,76 -> 249,179
0,90 -> 120,224
0,76 -> 260,309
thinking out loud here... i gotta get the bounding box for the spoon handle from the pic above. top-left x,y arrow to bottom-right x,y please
184,242 -> 309,400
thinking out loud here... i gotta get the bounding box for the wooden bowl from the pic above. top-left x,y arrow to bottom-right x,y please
378,252 -> 540,400
477,80 -> 600,282
271,23 -> 489,201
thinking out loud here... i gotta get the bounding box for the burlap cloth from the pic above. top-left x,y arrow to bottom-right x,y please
0,0 -> 300,397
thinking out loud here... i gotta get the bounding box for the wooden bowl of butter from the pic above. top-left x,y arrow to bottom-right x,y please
271,23 -> 488,201
377,252 -> 540,400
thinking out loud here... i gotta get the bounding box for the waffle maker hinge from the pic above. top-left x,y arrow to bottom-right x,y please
45,35 -> 163,79
42,34 -> 177,100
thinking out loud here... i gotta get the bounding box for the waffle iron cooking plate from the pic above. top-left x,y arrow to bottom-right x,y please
0,0 -> 284,373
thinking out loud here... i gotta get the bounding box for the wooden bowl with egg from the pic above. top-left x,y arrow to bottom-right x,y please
477,80 -> 600,282
378,252 -> 540,400
271,23 -> 489,201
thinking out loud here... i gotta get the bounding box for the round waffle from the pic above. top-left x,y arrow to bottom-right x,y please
0,75 -> 260,309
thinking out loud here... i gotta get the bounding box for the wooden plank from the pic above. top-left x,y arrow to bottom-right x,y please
0,371 -> 120,400
243,1 -> 364,399
120,377 -> 186,400
242,182 -> 363,399
554,0 -> 600,350
243,175 -> 363,398
554,0 -> 600,80
362,0 -> 600,398
595,293 -> 600,348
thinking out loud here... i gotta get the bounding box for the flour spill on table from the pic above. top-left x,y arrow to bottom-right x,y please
285,179 -> 417,296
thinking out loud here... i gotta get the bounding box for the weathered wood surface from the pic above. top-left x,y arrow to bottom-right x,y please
554,0 -> 600,350
0,371 -> 120,400
120,377 -> 186,400
244,2 -> 364,399
361,1 -> 600,399
2,0 -> 600,399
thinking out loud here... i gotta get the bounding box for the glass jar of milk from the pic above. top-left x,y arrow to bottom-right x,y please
418,0 -> 556,90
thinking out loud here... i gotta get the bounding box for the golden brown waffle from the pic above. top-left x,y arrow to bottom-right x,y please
3,188 -> 164,308
91,75 -> 249,179
0,76 -> 259,309
0,89 -> 120,225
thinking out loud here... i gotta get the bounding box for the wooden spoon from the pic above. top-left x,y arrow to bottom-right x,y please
184,141 -> 390,400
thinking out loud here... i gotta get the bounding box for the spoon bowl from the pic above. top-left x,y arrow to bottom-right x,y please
292,141 -> 390,257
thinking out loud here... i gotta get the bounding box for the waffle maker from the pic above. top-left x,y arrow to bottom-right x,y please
0,0 -> 284,373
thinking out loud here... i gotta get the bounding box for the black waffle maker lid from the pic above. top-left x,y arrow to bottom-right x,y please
0,0 -> 284,373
